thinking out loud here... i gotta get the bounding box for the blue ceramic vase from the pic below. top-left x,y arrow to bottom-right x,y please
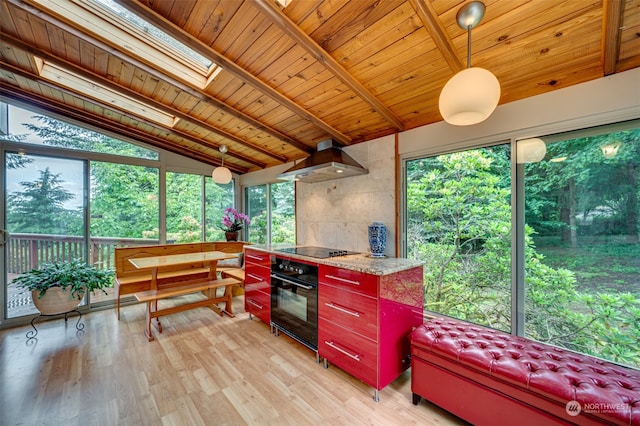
368,222 -> 387,257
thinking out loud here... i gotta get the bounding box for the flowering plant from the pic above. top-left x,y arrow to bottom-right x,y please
221,207 -> 251,232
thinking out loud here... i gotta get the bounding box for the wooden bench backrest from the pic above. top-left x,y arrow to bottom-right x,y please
202,241 -> 251,253
115,241 -> 252,278
115,243 -> 205,278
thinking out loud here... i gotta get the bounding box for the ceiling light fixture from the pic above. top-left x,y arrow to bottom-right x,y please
212,145 -> 232,184
439,1 -> 501,126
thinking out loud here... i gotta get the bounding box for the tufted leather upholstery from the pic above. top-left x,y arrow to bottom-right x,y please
410,318 -> 640,425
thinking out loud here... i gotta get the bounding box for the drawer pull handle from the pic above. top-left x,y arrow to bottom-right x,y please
325,302 -> 360,317
325,274 -> 360,286
247,299 -> 263,309
246,254 -> 263,261
247,273 -> 262,281
325,341 -> 360,361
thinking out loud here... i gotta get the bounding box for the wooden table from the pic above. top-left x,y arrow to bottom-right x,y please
129,251 -> 241,340
128,250 -> 237,283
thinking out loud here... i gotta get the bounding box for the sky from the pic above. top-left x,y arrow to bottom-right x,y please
6,106 -> 85,213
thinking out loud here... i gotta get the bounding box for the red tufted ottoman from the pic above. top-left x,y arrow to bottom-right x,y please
410,318 -> 640,425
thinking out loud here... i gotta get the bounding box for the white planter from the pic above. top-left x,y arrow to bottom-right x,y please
31,287 -> 82,315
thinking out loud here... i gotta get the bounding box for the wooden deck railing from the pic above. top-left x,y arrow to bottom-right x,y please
6,233 -> 162,274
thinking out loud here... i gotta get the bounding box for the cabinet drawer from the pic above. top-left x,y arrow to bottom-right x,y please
319,265 -> 378,297
244,249 -> 272,268
244,267 -> 270,291
319,284 -> 378,340
318,317 -> 377,387
245,289 -> 270,324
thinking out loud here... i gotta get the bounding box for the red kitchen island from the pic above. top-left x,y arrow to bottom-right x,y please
245,245 -> 424,401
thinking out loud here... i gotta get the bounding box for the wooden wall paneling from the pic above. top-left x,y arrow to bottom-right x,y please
239,30 -> 295,76
212,2 -> 260,56
278,66 -> 333,105
139,71 -> 160,100
334,4 -> 421,70
117,61 -> 135,93
223,13 -> 272,64
27,11 -> 51,51
297,0 -> 351,36
182,0 -> 219,37
93,45 -> 109,77
309,1 -> 403,54
167,0 -> 197,29
7,3 -> 35,42
207,77 -> 245,106
198,0 -> 243,46
1,1 -> 18,34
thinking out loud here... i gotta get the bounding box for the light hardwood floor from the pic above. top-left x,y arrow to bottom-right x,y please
0,295 -> 468,426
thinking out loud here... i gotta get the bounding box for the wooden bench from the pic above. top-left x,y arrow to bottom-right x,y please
114,241 -> 250,319
135,277 -> 241,341
221,268 -> 245,293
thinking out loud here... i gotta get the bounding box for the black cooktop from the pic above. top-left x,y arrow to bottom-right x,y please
274,246 -> 359,259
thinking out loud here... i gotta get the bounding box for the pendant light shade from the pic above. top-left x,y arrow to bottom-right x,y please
439,1 -> 500,126
212,145 -> 232,184
439,67 -> 500,126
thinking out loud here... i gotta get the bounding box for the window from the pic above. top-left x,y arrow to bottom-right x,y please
404,122 -> 640,369
245,181 -> 295,244
205,178 -> 235,242
406,145 -> 512,332
522,124 -> 640,367
7,105 -> 158,159
166,172 -> 203,243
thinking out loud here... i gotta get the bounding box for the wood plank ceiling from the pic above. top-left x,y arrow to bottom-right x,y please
1,0 -> 639,175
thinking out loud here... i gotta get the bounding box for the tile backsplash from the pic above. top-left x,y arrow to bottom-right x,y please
296,135 -> 396,256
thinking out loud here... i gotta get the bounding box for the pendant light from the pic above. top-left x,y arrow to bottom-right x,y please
212,145 -> 232,184
439,1 -> 500,126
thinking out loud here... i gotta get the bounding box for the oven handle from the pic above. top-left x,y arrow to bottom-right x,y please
270,274 -> 315,290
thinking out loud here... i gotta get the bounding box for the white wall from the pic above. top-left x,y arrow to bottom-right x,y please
240,68 -> 640,256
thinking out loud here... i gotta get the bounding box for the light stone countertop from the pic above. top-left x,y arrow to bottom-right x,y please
247,244 -> 423,276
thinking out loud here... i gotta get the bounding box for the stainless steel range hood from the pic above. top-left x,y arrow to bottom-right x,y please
277,139 -> 368,183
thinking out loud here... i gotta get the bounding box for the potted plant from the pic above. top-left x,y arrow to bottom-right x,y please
221,207 -> 251,241
12,259 -> 114,315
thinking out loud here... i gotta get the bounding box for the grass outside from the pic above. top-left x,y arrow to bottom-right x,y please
534,236 -> 640,296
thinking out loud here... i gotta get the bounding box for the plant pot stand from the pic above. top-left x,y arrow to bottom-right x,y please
26,309 -> 84,340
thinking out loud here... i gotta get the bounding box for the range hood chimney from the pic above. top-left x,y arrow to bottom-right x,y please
277,139 -> 369,183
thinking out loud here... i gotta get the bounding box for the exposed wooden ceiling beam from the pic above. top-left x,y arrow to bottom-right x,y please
601,0 -> 624,76
0,83 -> 250,173
0,63 -> 254,173
408,0 -> 464,74
249,0 -> 405,132
1,33 -> 279,167
4,0 -> 311,156
117,0 -> 352,145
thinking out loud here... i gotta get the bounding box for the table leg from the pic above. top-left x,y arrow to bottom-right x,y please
144,301 -> 154,341
222,284 -> 235,317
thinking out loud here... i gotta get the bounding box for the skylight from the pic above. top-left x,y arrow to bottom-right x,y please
31,0 -> 222,90
94,0 -> 213,69
36,58 -> 178,128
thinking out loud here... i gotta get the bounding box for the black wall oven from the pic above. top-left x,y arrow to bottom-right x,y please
270,257 -> 318,352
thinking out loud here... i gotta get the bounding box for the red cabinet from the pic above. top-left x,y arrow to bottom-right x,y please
243,249 -> 272,324
318,264 -> 424,401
